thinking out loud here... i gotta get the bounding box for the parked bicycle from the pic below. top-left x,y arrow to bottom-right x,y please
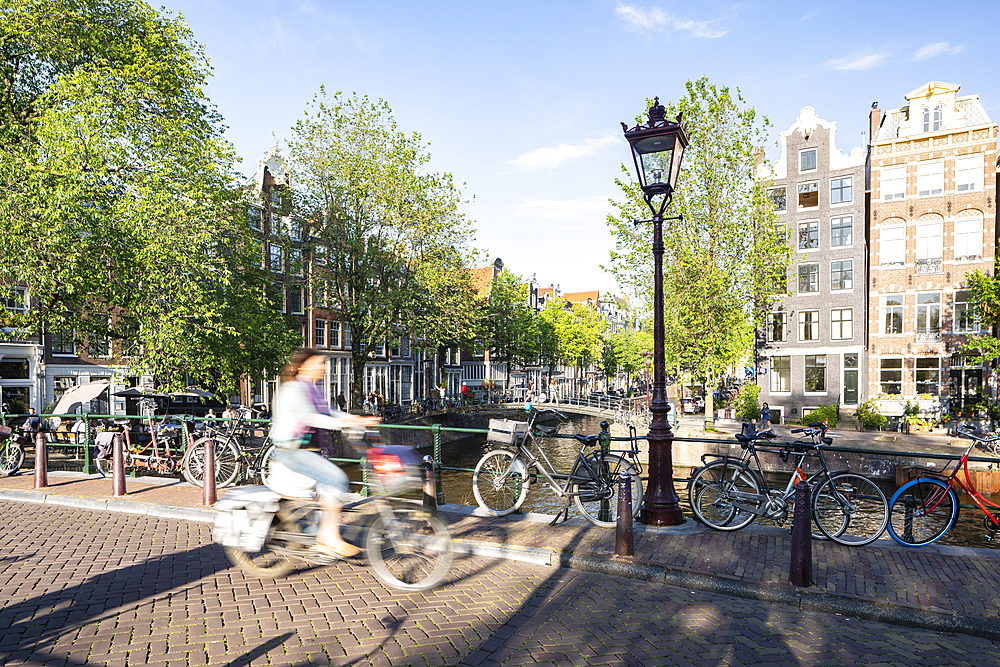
688,423 -> 889,546
180,408 -> 265,488
215,435 -> 453,591
887,423 -> 1000,547
472,409 -> 643,528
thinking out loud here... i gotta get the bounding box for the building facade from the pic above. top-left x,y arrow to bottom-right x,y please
867,82 -> 998,419
757,107 -> 867,425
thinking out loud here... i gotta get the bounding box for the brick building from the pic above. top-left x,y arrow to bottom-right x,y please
867,82 -> 998,419
757,107 -> 867,424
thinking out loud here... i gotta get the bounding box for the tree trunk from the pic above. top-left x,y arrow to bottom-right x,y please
705,369 -> 715,427
350,350 -> 368,412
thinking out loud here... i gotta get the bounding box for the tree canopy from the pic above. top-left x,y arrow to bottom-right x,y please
0,0 -> 296,394
288,89 -> 477,405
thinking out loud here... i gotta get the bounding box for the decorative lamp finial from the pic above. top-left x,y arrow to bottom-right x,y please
648,97 -> 666,125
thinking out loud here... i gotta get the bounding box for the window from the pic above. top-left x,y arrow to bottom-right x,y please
805,355 -> 826,392
288,285 -> 304,314
315,319 -> 325,347
831,308 -> 853,340
932,104 -> 944,132
830,176 -> 853,204
880,358 -> 902,395
285,217 -> 302,242
797,220 -> 818,250
955,155 -> 982,192
954,290 -> 979,333
314,282 -> 326,309
882,294 -> 904,334
880,226 -> 905,266
916,293 -> 941,334
88,335 -> 109,358
798,310 -> 819,341
288,248 -> 303,277
955,216 -> 983,261
4,287 -> 26,312
830,215 -> 852,247
798,181 -> 818,208
315,245 -> 327,266
330,321 -> 341,347
770,356 -> 791,393
51,328 -> 76,355
269,245 -> 283,273
831,260 -> 853,291
775,222 -> 789,244
248,206 -> 262,231
917,160 -> 943,196
916,222 -> 942,259
401,335 -> 410,358
921,106 -> 931,133
766,312 -> 786,343
344,323 -> 352,349
0,358 -> 29,379
768,187 -> 786,212
916,358 -> 940,396
800,149 -> 817,172
798,263 -> 819,293
881,165 -> 906,201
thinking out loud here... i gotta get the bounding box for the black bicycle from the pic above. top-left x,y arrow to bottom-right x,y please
688,423 -> 889,546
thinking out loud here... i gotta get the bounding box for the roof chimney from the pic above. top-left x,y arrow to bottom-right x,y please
869,102 -> 881,145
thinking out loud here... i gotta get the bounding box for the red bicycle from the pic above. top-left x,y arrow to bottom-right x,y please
887,423 -> 1000,546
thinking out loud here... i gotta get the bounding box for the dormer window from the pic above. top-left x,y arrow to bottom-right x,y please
922,106 -> 930,132
933,104 -> 944,131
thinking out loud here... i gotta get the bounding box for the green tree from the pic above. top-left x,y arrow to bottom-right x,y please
0,0 -> 296,394
606,77 -> 789,423
288,89 -> 476,406
485,269 -> 537,390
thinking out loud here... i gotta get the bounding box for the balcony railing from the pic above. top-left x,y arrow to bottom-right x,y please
915,328 -> 942,342
916,257 -> 943,275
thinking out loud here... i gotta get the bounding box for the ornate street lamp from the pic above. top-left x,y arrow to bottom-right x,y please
621,97 -> 688,525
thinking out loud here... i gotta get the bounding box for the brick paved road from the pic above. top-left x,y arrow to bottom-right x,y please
1,501 -> 998,667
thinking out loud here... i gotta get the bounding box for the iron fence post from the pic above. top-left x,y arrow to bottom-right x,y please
431,423 -> 444,504
789,480 -> 813,587
81,415 -> 94,475
422,455 -> 438,517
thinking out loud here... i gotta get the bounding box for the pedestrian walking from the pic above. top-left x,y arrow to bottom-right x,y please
336,392 -> 347,412
758,402 -> 772,431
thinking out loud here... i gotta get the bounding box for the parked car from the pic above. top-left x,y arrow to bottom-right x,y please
693,396 -> 705,412
680,398 -> 696,414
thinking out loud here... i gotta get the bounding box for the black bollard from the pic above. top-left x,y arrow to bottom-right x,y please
615,469 -> 634,557
422,455 -> 438,517
203,440 -> 217,507
33,432 -> 48,489
789,480 -> 813,587
112,434 -> 127,497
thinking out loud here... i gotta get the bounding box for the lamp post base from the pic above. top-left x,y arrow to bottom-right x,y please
639,422 -> 684,526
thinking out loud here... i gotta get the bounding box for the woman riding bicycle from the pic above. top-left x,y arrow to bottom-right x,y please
269,348 -> 379,559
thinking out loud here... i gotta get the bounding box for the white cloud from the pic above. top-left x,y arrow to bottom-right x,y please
614,4 -> 732,39
800,11 -> 817,20
824,49 -> 890,71
912,42 -> 965,61
516,197 -> 610,225
508,135 -> 619,172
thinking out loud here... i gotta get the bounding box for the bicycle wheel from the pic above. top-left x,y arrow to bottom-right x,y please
0,443 -> 24,476
365,506 -> 453,592
257,443 -> 276,487
689,459 -> 761,531
183,437 -> 242,488
95,456 -> 115,477
224,516 -> 297,578
572,453 -> 642,528
887,477 -> 958,547
812,473 -> 889,546
472,449 -> 529,516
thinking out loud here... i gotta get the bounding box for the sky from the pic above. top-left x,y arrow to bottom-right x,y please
166,0 -> 999,297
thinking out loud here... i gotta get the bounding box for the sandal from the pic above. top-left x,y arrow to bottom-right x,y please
312,541 -> 360,559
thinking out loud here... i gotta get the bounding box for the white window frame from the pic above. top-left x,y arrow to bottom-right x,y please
288,285 -> 304,315
830,259 -> 853,292
831,308 -> 853,340
915,222 -> 943,262
797,220 -> 819,251
288,248 -> 304,277
798,263 -> 820,294
880,226 -> 905,267
955,155 -> 982,193
804,354 -> 827,394
881,165 -> 906,201
880,358 -> 903,396
269,245 -> 284,273
916,292 -> 941,335
248,206 -> 263,231
830,176 -> 853,205
330,320 -> 341,347
315,245 -> 327,266
954,290 -> 980,334
915,357 -> 941,396
955,216 -> 983,262
315,319 -> 326,348
916,160 -> 944,197
830,215 -> 853,248
766,312 -> 787,343
797,181 -> 819,209
768,187 -> 787,213
770,356 -> 791,394
4,286 -> 27,312
798,310 -> 819,342
882,294 -> 904,335
799,149 -> 817,173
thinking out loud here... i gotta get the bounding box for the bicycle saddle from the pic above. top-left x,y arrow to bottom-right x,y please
536,425 -> 558,436
113,418 -> 130,426
571,434 -> 600,446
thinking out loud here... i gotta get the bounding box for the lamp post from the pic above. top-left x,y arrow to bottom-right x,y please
621,97 -> 689,525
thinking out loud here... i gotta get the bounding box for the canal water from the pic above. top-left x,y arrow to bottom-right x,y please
432,412 -> 1000,551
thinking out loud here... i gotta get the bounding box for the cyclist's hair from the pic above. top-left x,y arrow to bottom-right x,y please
281,348 -> 323,382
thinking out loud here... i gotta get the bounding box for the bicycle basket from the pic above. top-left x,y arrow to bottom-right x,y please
365,445 -> 423,495
487,419 -> 529,446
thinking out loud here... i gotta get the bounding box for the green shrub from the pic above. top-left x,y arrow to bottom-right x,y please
735,384 -> 760,422
803,404 -> 839,427
857,398 -> 887,429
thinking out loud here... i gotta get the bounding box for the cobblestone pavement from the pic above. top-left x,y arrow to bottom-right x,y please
2,501 -> 1000,667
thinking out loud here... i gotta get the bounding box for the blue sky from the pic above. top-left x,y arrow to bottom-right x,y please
170,0 -> 998,295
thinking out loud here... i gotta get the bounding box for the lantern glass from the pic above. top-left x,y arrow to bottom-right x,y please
634,136 -> 674,188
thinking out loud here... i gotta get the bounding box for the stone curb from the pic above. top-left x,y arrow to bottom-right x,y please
0,488 -> 215,522
2,490 -> 997,639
